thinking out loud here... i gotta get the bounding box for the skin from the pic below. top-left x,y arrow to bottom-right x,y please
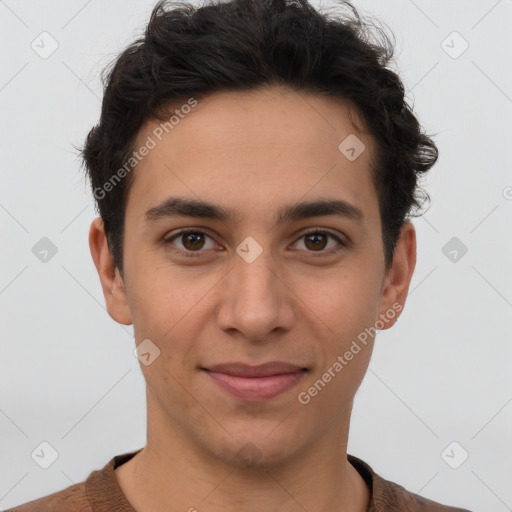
89,85 -> 416,512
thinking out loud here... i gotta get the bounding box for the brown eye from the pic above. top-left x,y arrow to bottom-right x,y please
181,232 -> 205,251
304,232 -> 328,251
165,229 -> 217,257
292,229 -> 347,256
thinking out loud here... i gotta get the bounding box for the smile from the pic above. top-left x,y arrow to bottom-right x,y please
201,368 -> 308,402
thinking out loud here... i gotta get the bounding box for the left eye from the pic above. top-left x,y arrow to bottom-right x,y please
292,230 -> 344,253
164,229 -> 346,257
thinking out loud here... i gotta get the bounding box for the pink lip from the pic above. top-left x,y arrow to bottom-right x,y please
201,362 -> 308,402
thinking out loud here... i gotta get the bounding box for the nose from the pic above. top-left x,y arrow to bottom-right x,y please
215,246 -> 295,343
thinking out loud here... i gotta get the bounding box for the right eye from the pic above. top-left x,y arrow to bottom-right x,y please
164,229 -> 219,257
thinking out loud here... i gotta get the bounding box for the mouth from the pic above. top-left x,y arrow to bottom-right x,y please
200,362 -> 308,402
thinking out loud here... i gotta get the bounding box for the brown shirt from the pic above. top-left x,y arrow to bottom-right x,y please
5,449 -> 473,512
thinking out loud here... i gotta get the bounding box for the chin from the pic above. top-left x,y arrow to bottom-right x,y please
205,428 -> 307,470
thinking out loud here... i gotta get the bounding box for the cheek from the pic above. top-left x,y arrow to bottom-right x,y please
304,269 -> 380,384
126,253 -> 220,338
299,351 -> 373,421
309,266 -> 381,330
298,286 -> 377,413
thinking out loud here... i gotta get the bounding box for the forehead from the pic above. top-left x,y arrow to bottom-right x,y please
127,86 -> 378,226
144,86 -> 372,153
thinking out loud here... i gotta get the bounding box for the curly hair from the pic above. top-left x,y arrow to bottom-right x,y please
81,0 -> 438,273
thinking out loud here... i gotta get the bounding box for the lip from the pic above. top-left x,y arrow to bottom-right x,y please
201,362 -> 308,402
205,362 -> 307,377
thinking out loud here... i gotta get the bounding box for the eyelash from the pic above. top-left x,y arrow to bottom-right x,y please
164,228 -> 349,258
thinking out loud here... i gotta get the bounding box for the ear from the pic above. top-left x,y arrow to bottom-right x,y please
376,221 -> 416,330
89,217 -> 133,325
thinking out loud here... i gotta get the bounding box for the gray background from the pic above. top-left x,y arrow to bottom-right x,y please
1,0 -> 511,510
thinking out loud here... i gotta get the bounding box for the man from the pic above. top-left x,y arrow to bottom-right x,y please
7,0 -> 473,510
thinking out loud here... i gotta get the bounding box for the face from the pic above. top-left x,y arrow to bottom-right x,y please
90,86 -> 415,467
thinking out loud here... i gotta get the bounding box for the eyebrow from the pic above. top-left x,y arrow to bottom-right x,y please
145,196 -> 364,225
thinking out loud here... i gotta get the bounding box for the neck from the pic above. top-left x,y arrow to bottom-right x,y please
115,396 -> 370,512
